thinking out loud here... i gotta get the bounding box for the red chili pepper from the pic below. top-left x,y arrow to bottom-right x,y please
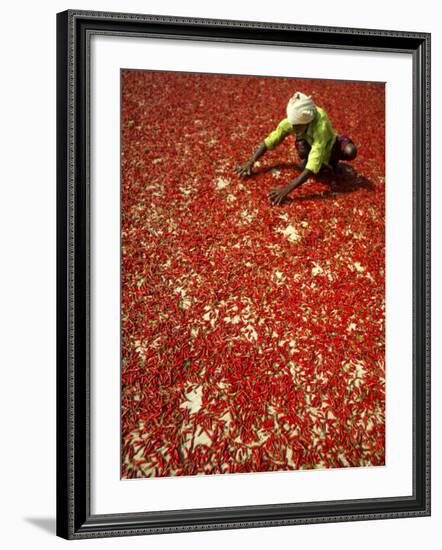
121,70 -> 386,478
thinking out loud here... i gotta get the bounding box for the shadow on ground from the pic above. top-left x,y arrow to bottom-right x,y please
24,517 -> 56,535
252,162 -> 374,203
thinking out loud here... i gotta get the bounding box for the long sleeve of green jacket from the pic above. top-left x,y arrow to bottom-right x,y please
263,107 -> 337,174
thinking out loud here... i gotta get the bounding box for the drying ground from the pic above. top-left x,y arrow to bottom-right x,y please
121,71 -> 385,478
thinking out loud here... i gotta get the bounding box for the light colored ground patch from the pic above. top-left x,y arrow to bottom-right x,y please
240,324 -> 258,342
272,269 -> 286,286
179,185 -> 193,196
223,314 -> 241,325
133,339 -> 147,356
134,336 -> 163,356
123,421 -> 163,477
285,447 -> 297,468
173,286 -> 192,309
310,261 -> 335,281
234,428 -> 270,449
217,295 -> 261,343
337,453 -> 350,467
193,426 -> 213,447
219,410 -> 232,427
216,177 -> 230,190
353,261 -> 365,273
202,305 -> 219,328
276,224 -> 301,243
237,182 -> 251,194
180,384 -> 204,414
240,209 -> 258,223
342,360 -> 367,389
311,262 -> 324,276
215,161 -> 233,174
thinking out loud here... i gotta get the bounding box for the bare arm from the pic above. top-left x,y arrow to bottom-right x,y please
234,142 -> 267,177
268,168 -> 313,206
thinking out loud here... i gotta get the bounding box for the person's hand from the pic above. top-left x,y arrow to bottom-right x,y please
268,186 -> 290,206
234,160 -> 254,177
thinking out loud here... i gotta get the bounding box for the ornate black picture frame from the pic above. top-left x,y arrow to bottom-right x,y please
56,9 -> 430,540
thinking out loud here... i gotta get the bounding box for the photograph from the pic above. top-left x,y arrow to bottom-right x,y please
120,70 -> 386,479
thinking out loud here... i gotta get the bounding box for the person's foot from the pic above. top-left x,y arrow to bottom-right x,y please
330,161 -> 346,176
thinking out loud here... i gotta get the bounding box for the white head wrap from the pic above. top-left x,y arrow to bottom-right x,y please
286,92 -> 317,125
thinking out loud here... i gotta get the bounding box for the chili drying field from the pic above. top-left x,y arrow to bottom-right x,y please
121,70 -> 385,478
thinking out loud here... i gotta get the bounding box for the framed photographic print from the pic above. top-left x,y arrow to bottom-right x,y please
56,9 -> 431,539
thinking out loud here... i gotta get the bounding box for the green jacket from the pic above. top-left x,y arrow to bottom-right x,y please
263,107 -> 337,174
